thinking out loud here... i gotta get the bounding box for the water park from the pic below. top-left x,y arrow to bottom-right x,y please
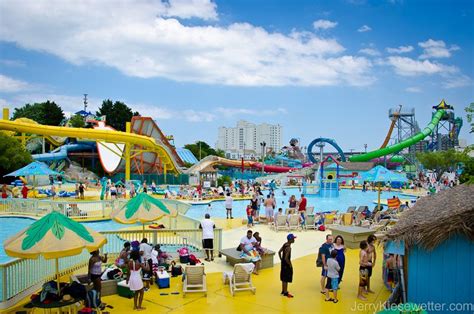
0,95 -> 472,314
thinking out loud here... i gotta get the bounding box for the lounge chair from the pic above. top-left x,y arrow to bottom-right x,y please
288,214 -> 300,231
346,206 -> 357,213
274,215 -> 288,232
223,263 -> 256,296
304,215 -> 316,230
305,206 -> 314,215
183,265 -> 207,297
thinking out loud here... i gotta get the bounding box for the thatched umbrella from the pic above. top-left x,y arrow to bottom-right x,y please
384,184 -> 474,250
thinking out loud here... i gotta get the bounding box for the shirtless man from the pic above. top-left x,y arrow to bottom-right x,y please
358,240 -> 371,300
264,195 -> 275,224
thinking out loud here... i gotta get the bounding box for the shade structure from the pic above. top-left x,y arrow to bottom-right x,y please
362,165 -> 408,209
362,165 -> 408,183
4,211 -> 107,290
3,161 -> 61,178
111,193 -> 186,237
111,193 -> 180,224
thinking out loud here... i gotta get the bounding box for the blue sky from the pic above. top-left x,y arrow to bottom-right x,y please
0,0 -> 472,153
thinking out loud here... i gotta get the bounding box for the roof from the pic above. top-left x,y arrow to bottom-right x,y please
339,162 -> 374,171
176,148 -> 198,164
199,164 -> 217,173
385,184 -> 474,250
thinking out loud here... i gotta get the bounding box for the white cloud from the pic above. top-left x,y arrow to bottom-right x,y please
386,56 -> 457,76
164,0 -> 218,20
0,1 -> 374,87
418,39 -> 459,59
405,87 -> 421,93
313,19 -> 338,30
183,110 -> 216,122
0,59 -> 26,67
442,74 -> 472,89
215,107 -> 288,118
357,25 -> 372,32
386,45 -> 413,54
359,48 -> 380,56
0,74 -> 30,92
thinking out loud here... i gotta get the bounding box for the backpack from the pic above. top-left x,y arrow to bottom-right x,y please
171,264 -> 183,277
316,246 -> 323,267
189,254 -> 200,265
318,225 -> 326,231
62,281 -> 86,300
85,289 -> 101,309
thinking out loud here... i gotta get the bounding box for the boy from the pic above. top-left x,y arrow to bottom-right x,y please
366,235 -> 377,293
278,234 -> 296,298
358,240 -> 371,300
246,204 -> 253,227
325,250 -> 340,303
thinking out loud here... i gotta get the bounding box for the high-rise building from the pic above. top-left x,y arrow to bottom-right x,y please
216,120 -> 283,159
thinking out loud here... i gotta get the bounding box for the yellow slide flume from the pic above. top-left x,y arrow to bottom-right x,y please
0,119 -> 182,174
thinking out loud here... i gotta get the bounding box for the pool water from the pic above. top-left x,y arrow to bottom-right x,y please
0,188 -> 414,263
185,188 -> 415,220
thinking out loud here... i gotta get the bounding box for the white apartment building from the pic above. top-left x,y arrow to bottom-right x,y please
216,120 -> 283,159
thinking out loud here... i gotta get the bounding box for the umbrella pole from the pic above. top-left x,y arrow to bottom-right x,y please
142,223 -> 145,239
55,258 -> 60,292
378,183 -> 381,210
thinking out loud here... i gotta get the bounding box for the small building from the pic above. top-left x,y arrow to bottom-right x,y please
385,184 -> 474,313
199,164 -> 218,187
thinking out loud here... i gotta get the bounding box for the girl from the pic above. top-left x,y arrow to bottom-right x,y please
253,232 -> 266,255
333,235 -> 346,283
246,204 -> 253,227
88,250 -> 108,295
127,250 -> 146,311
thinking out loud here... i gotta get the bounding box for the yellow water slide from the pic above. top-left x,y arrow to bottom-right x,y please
0,111 -> 182,176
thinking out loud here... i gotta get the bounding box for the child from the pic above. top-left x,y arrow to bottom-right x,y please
246,204 -> 253,227
358,240 -> 371,301
366,235 -> 377,294
325,250 -> 340,303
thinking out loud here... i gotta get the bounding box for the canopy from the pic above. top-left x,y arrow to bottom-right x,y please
362,165 -> 408,183
111,193 -> 185,238
4,161 -> 61,178
4,211 -> 107,259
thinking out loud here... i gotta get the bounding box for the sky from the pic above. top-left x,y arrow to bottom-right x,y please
0,0 -> 473,154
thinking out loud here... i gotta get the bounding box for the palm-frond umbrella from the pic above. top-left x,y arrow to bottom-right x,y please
362,165 -> 408,209
111,193 -> 185,238
4,211 -> 107,291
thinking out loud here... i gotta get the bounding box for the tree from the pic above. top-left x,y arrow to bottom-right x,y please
416,149 -> 468,179
184,141 -> 224,160
12,101 -> 65,126
459,146 -> 474,184
69,114 -> 85,128
217,175 -> 232,187
0,133 -> 33,178
96,99 -> 140,131
466,103 -> 474,133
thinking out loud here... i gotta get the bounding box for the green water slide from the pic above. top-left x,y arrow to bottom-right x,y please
349,109 -> 445,162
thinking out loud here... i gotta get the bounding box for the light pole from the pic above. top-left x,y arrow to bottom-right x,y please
364,144 -> 367,153
260,141 -> 266,175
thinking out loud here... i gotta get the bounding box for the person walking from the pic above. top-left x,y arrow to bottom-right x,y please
199,213 -> 216,261
79,183 -> 85,200
264,195 -> 274,224
225,192 -> 233,219
127,250 -> 146,310
279,234 -> 296,298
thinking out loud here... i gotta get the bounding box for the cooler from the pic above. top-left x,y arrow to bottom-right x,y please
156,271 -> 170,289
117,280 -> 134,298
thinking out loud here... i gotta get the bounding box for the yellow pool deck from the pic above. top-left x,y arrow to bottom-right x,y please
101,247 -> 390,314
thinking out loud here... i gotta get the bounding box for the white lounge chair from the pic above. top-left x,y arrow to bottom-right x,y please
183,265 -> 207,297
288,214 -> 300,231
305,215 -> 316,230
274,215 -> 288,232
305,206 -> 314,215
223,263 -> 256,296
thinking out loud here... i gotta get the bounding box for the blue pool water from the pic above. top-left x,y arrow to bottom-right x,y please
0,188 -> 414,263
185,188 -> 415,220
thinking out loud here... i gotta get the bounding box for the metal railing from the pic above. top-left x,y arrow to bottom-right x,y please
0,198 -> 190,221
0,227 -> 222,306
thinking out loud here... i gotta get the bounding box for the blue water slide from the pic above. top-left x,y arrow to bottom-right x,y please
307,138 -> 347,163
32,142 -> 96,162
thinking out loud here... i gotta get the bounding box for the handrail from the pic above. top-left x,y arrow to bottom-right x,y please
0,227 -> 222,305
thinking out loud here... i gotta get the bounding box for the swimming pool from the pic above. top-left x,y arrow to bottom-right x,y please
185,188 -> 415,220
0,188 -> 414,263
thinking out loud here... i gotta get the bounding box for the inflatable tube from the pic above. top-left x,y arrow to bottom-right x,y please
307,138 -> 346,163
